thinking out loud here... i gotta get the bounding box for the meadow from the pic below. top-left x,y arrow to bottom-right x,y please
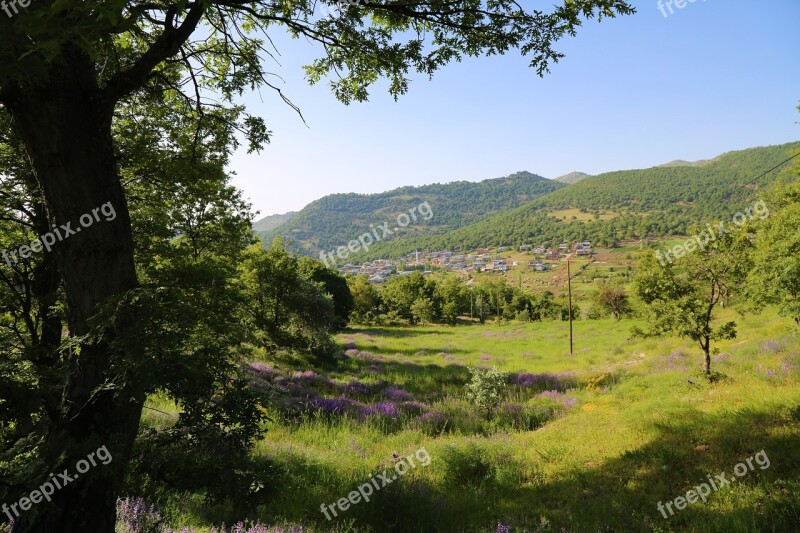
135,308 -> 800,532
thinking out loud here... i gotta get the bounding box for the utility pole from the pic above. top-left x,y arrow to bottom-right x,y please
496,287 -> 501,324
470,288 -> 473,319
567,259 -> 574,355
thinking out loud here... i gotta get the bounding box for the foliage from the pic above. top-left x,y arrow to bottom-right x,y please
747,165 -> 800,325
632,230 -> 751,376
260,172 -> 564,255
239,239 -> 339,360
356,142 -> 800,259
298,257 -> 354,330
347,275 -> 384,325
0,0 -> 642,527
592,281 -> 631,321
465,367 -> 508,420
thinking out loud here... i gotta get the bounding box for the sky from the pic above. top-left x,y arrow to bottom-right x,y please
227,0 -> 800,218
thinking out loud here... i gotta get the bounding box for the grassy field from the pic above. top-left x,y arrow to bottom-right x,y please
546,208 -> 621,223
147,309 -> 800,532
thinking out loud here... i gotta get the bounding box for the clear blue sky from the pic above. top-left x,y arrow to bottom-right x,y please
228,0 -> 800,218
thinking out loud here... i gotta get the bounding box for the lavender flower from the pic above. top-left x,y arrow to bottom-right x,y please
511,372 -> 574,390
537,390 -> 578,408
249,361 -> 278,376
344,380 -> 373,395
400,401 -> 426,413
359,401 -> 400,419
415,411 -> 447,433
291,370 -> 319,383
309,396 -> 359,415
116,497 -> 162,533
384,387 -> 414,401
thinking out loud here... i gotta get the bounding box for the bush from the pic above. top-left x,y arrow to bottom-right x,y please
465,367 -> 508,420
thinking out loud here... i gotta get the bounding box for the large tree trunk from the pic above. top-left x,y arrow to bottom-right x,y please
4,45 -> 141,532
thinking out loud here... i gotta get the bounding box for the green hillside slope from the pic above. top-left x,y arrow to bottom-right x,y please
252,211 -> 297,232
358,141 -> 800,258
258,171 -> 566,254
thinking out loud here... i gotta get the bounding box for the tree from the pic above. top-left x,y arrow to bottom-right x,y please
347,275 -> 383,324
593,280 -> 630,321
239,239 -> 338,360
435,274 -> 469,324
747,170 -> 800,325
632,230 -> 751,377
1,94 -> 268,531
411,297 -> 435,325
381,272 -> 432,324
0,0 -> 634,528
465,367 -> 508,420
298,257 -> 354,330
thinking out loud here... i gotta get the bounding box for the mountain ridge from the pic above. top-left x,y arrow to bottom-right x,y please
257,171 -> 565,254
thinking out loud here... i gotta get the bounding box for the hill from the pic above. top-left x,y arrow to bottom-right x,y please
356,141 -> 800,258
252,211 -> 297,233
554,171 -> 591,184
656,158 -> 712,168
257,171 -> 565,254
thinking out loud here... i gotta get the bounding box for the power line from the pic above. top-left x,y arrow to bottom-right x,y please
723,151 -> 800,200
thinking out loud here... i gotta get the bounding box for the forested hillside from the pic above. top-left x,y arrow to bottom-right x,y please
257,171 -> 565,254
252,211 -> 297,232
555,171 -> 591,184
356,141 -> 800,258
538,142 -> 800,215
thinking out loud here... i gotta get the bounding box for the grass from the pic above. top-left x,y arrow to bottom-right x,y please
143,309 -> 800,532
547,208 -> 621,223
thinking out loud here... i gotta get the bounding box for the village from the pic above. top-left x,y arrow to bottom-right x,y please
338,241 -> 594,283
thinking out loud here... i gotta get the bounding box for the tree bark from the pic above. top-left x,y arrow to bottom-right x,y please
3,45 -> 141,532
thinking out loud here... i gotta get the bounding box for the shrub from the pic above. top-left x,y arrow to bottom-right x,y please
465,367 -> 508,420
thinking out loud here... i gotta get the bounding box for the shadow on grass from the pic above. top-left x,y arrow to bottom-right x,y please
342,327 -> 457,339
235,402 -> 800,532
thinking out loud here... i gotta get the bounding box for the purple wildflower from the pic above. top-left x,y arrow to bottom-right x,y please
249,361 -> 278,376
385,387 -> 414,401
116,497 -> 162,533
537,390 -> 578,408
511,372 -> 574,390
359,401 -> 400,419
400,401 -> 426,413
415,411 -> 447,433
309,396 -> 359,415
291,370 -> 319,382
344,380 -> 373,395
